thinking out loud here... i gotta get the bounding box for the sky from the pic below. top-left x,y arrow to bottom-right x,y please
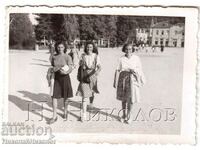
29,13 -> 38,25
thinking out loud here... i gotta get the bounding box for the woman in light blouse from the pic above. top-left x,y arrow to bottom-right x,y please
114,43 -> 145,124
76,41 -> 101,121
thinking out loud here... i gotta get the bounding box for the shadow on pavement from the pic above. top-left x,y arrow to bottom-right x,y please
30,63 -> 51,67
13,91 -> 80,122
67,100 -> 120,121
32,58 -> 49,63
9,91 -> 120,123
8,94 -> 52,122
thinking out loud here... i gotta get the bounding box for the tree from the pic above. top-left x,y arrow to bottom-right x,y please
78,15 -> 117,47
104,16 -> 117,47
63,14 -> 79,43
78,15 -> 98,41
35,14 -> 53,42
50,14 -> 66,41
92,15 -> 106,39
116,16 -> 138,46
9,13 -> 35,49
35,14 -> 80,43
35,14 -> 65,42
153,16 -> 185,25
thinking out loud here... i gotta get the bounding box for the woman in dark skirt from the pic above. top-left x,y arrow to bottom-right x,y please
49,41 -> 73,124
113,43 -> 145,124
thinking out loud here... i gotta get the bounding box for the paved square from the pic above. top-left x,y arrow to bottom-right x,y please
9,47 -> 183,134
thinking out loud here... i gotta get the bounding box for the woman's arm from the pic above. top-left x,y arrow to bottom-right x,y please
94,55 -> 101,76
60,65 -> 73,74
60,54 -> 74,75
94,64 -> 101,76
113,69 -> 120,88
51,56 -> 61,72
113,58 -> 122,88
131,57 -> 146,86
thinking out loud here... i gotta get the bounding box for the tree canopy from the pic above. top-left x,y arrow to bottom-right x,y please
9,13 -> 185,49
9,13 -> 35,49
34,14 -> 184,46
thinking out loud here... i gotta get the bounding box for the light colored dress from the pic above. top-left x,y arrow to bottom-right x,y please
76,53 -> 101,98
115,54 -> 145,103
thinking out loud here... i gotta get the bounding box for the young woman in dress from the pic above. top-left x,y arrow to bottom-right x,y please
49,41 -> 74,124
114,43 -> 145,124
76,41 -> 101,121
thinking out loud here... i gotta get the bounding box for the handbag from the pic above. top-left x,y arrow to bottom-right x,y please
77,65 -> 90,83
77,54 -> 98,83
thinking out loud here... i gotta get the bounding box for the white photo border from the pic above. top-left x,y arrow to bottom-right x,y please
3,6 -> 198,144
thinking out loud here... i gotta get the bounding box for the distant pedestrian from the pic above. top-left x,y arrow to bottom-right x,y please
68,44 -> 80,69
133,44 -> 138,52
77,42 -> 81,51
113,43 -> 146,124
49,41 -> 55,62
160,44 -> 164,52
152,45 -> 155,53
76,41 -> 101,122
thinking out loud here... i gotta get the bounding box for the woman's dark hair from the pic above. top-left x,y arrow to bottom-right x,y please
84,41 -> 98,55
122,43 -> 135,53
55,41 -> 67,54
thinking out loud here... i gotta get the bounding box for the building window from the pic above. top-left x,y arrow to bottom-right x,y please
165,40 -> 169,46
156,30 -> 159,35
155,41 -> 158,45
160,39 -> 163,45
181,41 -> 184,47
161,30 -> 164,35
182,32 -> 184,36
173,39 -> 177,47
167,30 -> 169,35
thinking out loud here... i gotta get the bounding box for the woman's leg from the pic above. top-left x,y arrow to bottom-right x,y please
81,98 -> 87,121
52,98 -> 58,119
48,98 -> 58,124
64,99 -> 69,120
121,101 -> 127,122
89,95 -> 94,107
127,102 -> 133,124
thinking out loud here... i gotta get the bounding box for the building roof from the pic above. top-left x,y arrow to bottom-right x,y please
151,21 -> 171,28
173,23 -> 185,27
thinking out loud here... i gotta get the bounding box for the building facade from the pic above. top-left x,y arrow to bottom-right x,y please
135,28 -> 150,44
150,21 -> 184,47
136,21 -> 185,47
168,23 -> 185,47
150,21 -> 170,47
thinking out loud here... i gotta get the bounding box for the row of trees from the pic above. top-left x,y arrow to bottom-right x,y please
35,14 -> 139,46
35,14 -> 184,47
9,13 -> 185,49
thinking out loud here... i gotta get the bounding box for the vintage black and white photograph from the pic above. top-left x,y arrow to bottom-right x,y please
3,6 -> 197,144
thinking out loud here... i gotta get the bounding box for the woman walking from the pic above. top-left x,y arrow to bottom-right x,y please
48,41 -> 73,124
68,44 -> 80,69
76,41 -> 101,121
114,43 -> 145,124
